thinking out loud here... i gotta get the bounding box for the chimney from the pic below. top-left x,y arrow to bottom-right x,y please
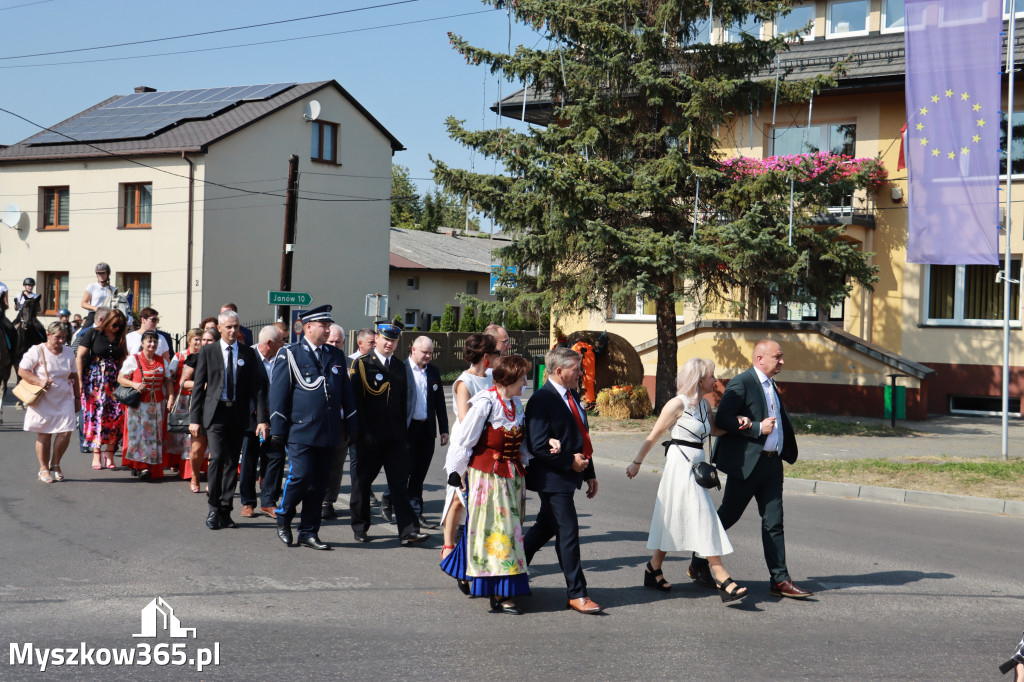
134,86 -> 157,93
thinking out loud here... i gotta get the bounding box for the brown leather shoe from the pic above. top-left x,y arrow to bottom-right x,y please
240,505 -> 255,518
770,579 -> 814,599
566,596 -> 603,614
259,506 -> 277,519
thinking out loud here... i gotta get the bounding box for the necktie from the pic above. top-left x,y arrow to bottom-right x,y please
225,345 -> 235,401
312,346 -> 323,373
566,392 -> 593,459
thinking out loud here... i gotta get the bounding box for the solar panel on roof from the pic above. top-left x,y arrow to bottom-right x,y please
30,82 -> 294,144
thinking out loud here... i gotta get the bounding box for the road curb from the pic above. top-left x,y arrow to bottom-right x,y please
784,477 -> 1024,517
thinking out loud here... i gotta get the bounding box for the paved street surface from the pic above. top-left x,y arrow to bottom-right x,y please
1,400 -> 1021,680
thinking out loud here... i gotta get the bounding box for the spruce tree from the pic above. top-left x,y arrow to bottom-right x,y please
435,1 -> 880,407
439,303 -> 457,332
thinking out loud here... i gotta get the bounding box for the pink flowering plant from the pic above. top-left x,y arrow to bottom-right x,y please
720,152 -> 888,196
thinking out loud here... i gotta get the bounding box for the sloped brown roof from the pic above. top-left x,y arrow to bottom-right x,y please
0,80 -> 403,163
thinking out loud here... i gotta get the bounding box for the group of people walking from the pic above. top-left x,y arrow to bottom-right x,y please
14,280 -> 813,615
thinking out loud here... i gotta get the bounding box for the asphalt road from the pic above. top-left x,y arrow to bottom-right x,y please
1,404 -> 1021,680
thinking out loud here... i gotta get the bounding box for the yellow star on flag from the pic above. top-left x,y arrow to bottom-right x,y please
972,134 -> 981,143
977,118 -> 986,127
973,103 -> 981,112
961,146 -> 969,155
920,106 -> 929,115
931,95 -> 939,103
961,92 -> 970,101
948,151 -> 956,159
920,137 -> 929,145
932,149 -> 941,157
945,89 -> 954,97
916,122 -> 925,131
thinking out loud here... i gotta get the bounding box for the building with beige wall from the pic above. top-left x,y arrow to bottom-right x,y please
0,81 -> 402,343
499,1 -> 1024,418
388,227 -> 501,330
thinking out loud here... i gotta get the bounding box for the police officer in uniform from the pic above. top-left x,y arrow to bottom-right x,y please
349,321 -> 429,546
269,305 -> 357,550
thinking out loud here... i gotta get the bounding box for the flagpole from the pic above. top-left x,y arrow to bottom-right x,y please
1001,0 -> 1017,460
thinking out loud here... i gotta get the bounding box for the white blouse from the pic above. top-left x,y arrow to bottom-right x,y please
444,388 -> 530,476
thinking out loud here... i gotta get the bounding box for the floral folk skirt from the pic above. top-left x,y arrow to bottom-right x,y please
122,400 -> 164,466
440,469 -> 529,597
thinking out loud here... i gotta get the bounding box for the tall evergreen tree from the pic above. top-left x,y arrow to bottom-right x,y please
435,1 -> 881,408
391,164 -> 423,228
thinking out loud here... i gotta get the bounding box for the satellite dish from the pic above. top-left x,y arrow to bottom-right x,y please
304,100 -> 321,121
1,203 -> 21,229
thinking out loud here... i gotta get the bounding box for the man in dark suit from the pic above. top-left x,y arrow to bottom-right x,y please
690,339 -> 813,599
381,336 -> 449,529
348,322 -> 429,546
189,310 -> 269,531
321,323 -> 353,520
523,346 -> 602,615
268,306 -> 357,550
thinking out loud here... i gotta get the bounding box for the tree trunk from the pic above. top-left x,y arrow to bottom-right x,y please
654,293 -> 678,412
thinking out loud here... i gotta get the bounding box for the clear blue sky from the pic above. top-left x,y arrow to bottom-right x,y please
0,0 -> 539,198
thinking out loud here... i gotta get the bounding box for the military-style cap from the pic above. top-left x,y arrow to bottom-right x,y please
375,320 -> 402,340
300,304 -> 334,324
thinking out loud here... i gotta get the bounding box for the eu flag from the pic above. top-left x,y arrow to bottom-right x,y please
905,0 -> 1002,265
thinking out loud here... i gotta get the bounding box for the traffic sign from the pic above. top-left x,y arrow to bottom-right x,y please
268,290 -> 312,306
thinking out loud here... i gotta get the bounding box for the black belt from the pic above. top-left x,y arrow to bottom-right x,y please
411,418 -> 428,424
662,439 -> 704,455
762,450 -> 778,457
218,400 -> 235,408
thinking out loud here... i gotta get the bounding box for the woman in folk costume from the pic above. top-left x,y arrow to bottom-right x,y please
440,355 -> 559,615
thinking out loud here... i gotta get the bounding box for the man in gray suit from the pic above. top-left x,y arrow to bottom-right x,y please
689,339 -> 813,599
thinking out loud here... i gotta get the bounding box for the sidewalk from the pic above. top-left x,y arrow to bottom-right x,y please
591,414 -> 1024,517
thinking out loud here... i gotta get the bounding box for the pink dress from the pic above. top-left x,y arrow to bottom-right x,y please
19,344 -> 77,434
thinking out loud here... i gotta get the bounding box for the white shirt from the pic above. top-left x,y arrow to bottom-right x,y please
85,282 -> 115,308
374,348 -> 394,370
754,366 -> 783,454
14,290 -> 39,309
550,378 -> 585,418
348,350 -> 361,361
0,281 -> 7,295
258,346 -> 276,380
409,357 -> 428,420
219,339 -> 240,400
126,330 -> 170,358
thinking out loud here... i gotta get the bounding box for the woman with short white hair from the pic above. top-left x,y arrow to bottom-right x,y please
626,357 -> 752,603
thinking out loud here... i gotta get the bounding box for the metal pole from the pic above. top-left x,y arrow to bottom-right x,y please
1002,1 -> 1017,459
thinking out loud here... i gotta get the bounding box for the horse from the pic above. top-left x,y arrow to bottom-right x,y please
0,307 -> 15,422
2,297 -> 46,413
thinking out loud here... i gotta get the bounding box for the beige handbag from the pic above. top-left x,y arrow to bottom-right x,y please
12,344 -> 49,407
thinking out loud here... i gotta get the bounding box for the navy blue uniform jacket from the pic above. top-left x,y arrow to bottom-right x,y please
269,341 -> 357,447
350,352 -> 408,442
524,380 -> 597,493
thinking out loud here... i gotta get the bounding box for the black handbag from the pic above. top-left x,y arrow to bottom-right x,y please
662,438 -> 721,490
113,384 -> 141,408
167,391 -> 190,433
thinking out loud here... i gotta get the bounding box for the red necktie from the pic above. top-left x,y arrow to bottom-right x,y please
566,393 -> 593,459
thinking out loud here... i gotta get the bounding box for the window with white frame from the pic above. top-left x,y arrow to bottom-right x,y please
882,0 -> 905,32
999,112 -> 1024,176
406,277 -> 419,290
827,0 -> 869,38
924,261 -> 1021,326
776,4 -> 815,41
610,289 -> 685,320
1007,0 -> 1024,18
404,309 -> 419,327
724,14 -> 763,42
770,296 -> 844,322
770,122 -> 856,157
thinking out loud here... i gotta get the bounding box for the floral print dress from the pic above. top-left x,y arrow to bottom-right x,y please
441,388 -> 532,597
81,356 -> 123,450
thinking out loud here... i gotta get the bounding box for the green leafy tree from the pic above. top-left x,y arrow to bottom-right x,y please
459,304 -> 478,332
429,319 -> 441,332
434,0 -> 879,408
391,164 -> 423,228
438,303 -> 457,332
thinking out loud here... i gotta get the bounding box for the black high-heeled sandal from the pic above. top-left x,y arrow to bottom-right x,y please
715,577 -> 748,603
644,561 -> 671,592
489,596 -> 523,615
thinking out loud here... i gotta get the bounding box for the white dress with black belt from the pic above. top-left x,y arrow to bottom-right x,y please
645,397 -> 733,557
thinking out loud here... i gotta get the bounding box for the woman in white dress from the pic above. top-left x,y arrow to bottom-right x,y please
626,357 -> 751,603
18,322 -> 80,482
439,333 -> 499,591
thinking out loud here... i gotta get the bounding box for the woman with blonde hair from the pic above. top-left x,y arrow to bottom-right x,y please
626,357 -> 752,603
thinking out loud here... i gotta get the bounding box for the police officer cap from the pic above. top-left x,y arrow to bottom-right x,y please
299,304 -> 334,325
58,308 -> 71,317
375,321 -> 402,340
23,277 -> 35,286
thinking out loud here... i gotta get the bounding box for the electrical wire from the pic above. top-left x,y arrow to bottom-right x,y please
0,10 -> 497,70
